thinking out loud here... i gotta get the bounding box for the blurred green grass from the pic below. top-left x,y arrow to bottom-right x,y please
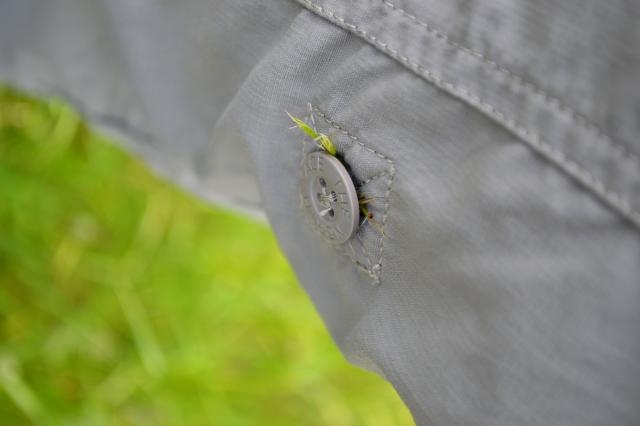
0,86 -> 412,425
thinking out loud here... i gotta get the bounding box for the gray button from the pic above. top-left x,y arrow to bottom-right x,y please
301,151 -> 360,244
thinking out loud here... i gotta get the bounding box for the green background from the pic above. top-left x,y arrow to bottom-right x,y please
0,86 -> 412,425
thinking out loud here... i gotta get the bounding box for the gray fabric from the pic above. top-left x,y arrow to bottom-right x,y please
2,0 -> 639,424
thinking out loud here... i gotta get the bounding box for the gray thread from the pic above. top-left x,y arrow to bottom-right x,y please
382,0 -> 640,166
313,106 -> 396,283
298,105 -> 395,283
360,171 -> 389,186
294,0 -> 640,229
298,109 -> 382,281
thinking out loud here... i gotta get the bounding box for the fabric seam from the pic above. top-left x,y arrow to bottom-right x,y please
300,108 -> 379,280
313,107 -> 396,285
307,105 -> 396,284
294,0 -> 640,229
382,0 -> 639,166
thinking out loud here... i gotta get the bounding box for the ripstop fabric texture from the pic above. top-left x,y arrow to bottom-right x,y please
1,0 -> 639,424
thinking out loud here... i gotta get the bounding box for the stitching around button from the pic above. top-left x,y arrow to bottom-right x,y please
293,0 -> 640,230
299,104 -> 395,285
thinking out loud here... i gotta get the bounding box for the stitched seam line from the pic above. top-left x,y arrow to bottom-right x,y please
300,107 -> 381,281
360,171 -> 389,186
313,106 -> 396,282
298,169 -> 379,278
295,0 -> 640,229
313,108 -> 391,282
382,0 -> 640,166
